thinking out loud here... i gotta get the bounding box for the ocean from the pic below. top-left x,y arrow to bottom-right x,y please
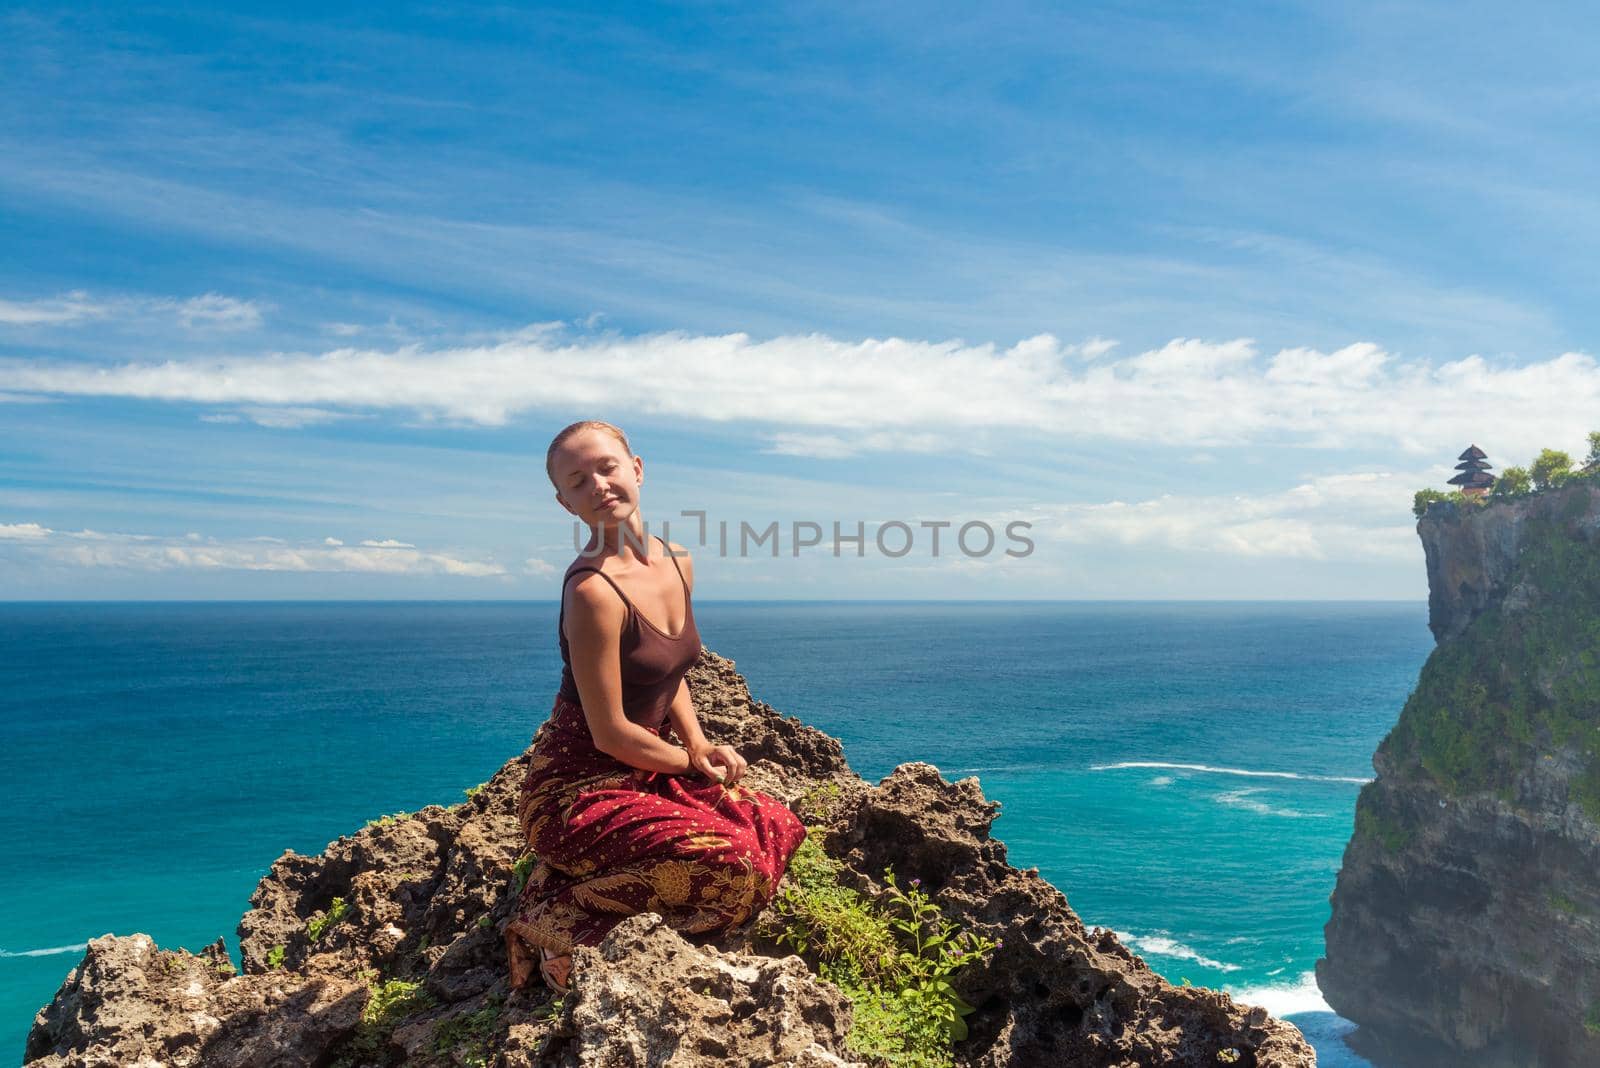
0,601 -> 1434,1065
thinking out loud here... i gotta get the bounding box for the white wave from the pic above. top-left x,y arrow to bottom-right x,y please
1115,930 -> 1241,973
1148,775 -> 1174,786
1213,787 -> 1326,819
1091,761 -> 1370,785
0,942 -> 87,959
1226,970 -> 1337,1018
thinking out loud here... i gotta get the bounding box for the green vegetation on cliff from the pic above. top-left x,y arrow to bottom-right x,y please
758,831 -> 997,1068
1413,438 -> 1600,518
1379,496 -> 1600,823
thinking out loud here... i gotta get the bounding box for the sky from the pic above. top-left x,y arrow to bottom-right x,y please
4,2 -> 1600,600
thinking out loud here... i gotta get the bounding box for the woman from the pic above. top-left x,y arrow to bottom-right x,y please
505,420 -> 807,994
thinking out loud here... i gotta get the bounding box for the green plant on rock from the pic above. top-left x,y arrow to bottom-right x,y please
431,996 -> 502,1068
1548,891 -> 1582,917
1354,803 -> 1412,854
330,973 -> 437,1068
364,811 -> 410,830
761,830 -> 998,1068
265,944 -> 286,970
1412,488 -> 1449,518
512,853 -> 536,892
1387,509 -> 1600,823
308,897 -> 351,942
881,868 -> 993,1043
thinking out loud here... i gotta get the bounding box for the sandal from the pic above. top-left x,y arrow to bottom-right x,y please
539,947 -> 572,994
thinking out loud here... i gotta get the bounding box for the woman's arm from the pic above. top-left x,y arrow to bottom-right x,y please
666,677 -> 747,785
565,573 -> 693,775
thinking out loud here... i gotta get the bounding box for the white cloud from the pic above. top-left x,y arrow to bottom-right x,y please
324,537 -> 344,546
1,330 -> 1597,462
524,556 -> 557,576
0,524 -> 503,577
1037,471 -> 1425,562
0,292 -> 108,325
236,406 -> 349,428
0,290 -> 265,331
153,293 -> 266,330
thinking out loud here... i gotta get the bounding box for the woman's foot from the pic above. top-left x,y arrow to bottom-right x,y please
539,947 -> 572,994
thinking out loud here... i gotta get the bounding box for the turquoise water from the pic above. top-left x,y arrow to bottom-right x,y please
0,601 -> 1433,1064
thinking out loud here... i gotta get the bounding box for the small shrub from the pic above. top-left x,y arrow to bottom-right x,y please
761,831 -> 998,1067
365,811 -> 410,830
308,897 -> 351,942
330,974 -> 437,1068
1548,891 -> 1581,917
431,996 -> 501,1067
1354,804 -> 1412,853
512,854 -> 537,892
265,944 -> 286,970
1412,488 -> 1449,518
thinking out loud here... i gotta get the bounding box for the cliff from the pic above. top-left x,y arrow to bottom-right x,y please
1319,479 -> 1600,1067
27,652 -> 1314,1067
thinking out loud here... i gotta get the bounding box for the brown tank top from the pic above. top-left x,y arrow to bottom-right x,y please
556,534 -> 702,729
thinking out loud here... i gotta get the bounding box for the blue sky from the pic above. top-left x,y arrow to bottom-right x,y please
3,2 -> 1599,599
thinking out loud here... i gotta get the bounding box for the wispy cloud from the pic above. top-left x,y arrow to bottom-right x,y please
0,290 -> 266,331
0,292 -> 108,326
0,523 -> 505,576
3,330 -> 1596,462
154,293 -> 266,330
1037,471 -> 1425,561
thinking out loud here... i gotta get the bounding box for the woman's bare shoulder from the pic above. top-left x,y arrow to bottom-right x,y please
662,539 -> 694,585
563,568 -> 627,622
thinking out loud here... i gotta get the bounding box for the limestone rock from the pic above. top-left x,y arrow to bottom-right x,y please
546,913 -> 862,1067
28,650 -> 1314,1067
1321,480 -> 1600,1067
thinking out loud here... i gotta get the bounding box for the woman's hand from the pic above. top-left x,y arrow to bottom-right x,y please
688,743 -> 747,786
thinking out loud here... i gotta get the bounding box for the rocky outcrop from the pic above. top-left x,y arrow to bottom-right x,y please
1319,479 -> 1600,1067
29,651 -> 1314,1066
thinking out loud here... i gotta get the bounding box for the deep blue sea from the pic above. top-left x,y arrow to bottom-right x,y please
0,601 -> 1434,1065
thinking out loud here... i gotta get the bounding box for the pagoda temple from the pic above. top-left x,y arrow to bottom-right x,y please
1447,444 -> 1495,496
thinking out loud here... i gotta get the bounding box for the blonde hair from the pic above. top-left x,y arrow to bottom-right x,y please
546,420 -> 632,489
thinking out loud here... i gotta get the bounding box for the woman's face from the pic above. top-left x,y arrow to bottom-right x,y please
551,428 -> 644,526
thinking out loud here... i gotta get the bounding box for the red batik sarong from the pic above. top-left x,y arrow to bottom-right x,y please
505,694 -> 807,987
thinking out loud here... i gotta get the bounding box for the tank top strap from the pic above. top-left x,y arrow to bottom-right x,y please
559,566 -> 637,637
655,534 -> 691,598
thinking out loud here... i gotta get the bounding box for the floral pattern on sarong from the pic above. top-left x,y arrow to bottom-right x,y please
505,694 -> 806,986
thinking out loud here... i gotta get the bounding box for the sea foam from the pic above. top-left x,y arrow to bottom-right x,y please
1091,761 -> 1371,785
0,943 -> 87,959
1113,929 -> 1241,972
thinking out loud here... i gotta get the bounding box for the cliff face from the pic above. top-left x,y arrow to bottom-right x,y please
1319,480 -> 1600,1067
26,652 -> 1315,1068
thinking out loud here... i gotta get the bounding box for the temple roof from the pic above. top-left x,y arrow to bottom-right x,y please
1447,470 -> 1495,487
1458,444 -> 1488,461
